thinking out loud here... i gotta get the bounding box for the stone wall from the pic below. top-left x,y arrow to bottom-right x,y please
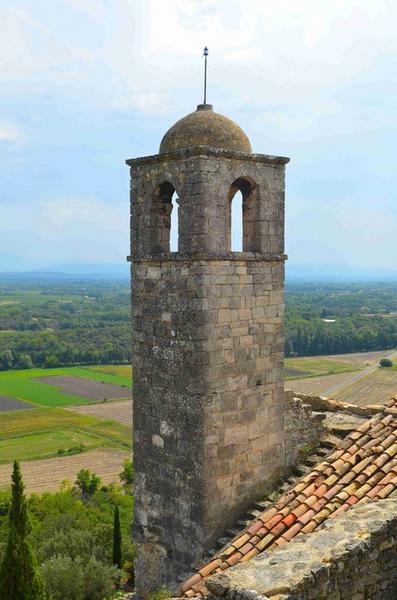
284,390 -> 326,467
131,257 -> 286,593
207,498 -> 397,600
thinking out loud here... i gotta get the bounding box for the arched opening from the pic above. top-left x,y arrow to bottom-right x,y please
170,191 -> 179,252
228,177 -> 258,252
151,181 -> 179,254
231,190 -> 243,251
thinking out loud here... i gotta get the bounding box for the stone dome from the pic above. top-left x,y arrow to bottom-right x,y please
159,104 -> 252,154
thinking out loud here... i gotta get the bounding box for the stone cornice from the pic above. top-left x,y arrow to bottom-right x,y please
127,252 -> 287,263
126,146 -> 290,168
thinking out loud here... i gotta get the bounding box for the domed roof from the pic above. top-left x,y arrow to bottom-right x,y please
159,104 -> 252,154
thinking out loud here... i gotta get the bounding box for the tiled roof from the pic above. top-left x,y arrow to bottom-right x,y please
180,395 -> 397,597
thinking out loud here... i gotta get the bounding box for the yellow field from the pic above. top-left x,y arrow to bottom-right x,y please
0,448 -> 129,493
86,364 -> 132,378
334,369 -> 397,406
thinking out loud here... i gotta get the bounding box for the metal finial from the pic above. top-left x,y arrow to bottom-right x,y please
203,47 -> 208,104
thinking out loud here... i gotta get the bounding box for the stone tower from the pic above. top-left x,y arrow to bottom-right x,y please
127,103 -> 289,594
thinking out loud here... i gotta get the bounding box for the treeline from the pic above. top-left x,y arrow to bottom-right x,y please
0,279 -> 132,370
285,283 -> 397,357
0,279 -> 396,369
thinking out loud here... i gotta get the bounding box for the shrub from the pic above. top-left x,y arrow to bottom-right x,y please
379,358 -> 393,368
75,469 -> 101,499
119,459 -> 133,489
41,554 -> 120,600
41,555 -> 84,600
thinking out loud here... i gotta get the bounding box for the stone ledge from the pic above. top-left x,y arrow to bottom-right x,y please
127,253 -> 287,263
126,146 -> 290,167
206,498 -> 397,600
288,391 -> 386,418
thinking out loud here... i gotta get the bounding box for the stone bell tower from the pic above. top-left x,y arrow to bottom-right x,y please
127,103 -> 289,594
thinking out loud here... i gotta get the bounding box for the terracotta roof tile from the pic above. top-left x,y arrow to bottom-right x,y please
180,394 -> 397,596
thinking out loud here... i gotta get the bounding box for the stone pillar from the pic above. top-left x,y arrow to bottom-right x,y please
127,146 -> 289,594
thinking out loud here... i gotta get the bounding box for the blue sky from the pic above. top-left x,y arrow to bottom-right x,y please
0,0 -> 396,274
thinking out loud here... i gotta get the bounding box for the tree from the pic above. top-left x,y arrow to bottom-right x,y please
379,358 -> 393,368
0,349 -> 14,370
75,469 -> 101,500
119,458 -> 133,490
44,354 -> 59,368
0,461 -> 46,600
112,505 -> 122,569
16,353 -> 34,370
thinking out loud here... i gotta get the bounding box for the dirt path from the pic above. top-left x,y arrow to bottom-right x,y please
0,448 -> 129,493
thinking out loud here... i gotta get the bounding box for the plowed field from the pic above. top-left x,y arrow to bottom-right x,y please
69,399 -> 132,427
0,448 -> 129,493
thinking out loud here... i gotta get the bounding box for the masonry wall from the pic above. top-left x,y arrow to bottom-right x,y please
128,147 -> 288,594
207,498 -> 397,600
284,390 -> 326,467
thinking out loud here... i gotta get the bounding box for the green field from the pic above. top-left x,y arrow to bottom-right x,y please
284,357 -> 361,380
0,366 -> 132,407
0,407 -> 131,464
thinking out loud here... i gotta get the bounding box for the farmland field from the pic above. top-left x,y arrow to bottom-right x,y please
69,399 -> 132,426
334,369 -> 397,406
0,366 -> 132,407
286,371 -> 367,396
0,407 -> 131,464
287,349 -> 397,406
86,364 -> 132,378
0,395 -> 35,411
284,356 -> 360,380
0,448 -> 129,493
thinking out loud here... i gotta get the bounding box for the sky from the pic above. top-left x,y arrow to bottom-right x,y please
0,0 -> 396,276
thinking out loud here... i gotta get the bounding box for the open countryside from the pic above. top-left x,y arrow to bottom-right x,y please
0,362 -> 133,491
0,279 -> 396,494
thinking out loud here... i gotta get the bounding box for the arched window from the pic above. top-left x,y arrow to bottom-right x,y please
228,177 -> 258,252
170,191 -> 179,252
231,190 -> 243,251
151,182 -> 179,254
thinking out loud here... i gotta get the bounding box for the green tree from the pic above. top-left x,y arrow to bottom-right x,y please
0,349 -> 14,370
16,353 -> 34,370
119,458 -> 133,490
379,358 -> 393,368
112,505 -> 122,569
74,469 -> 101,500
0,461 -> 46,600
44,354 -> 59,368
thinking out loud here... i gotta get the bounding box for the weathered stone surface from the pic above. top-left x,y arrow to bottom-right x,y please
207,498 -> 397,600
128,142 -> 289,594
284,390 -> 326,467
159,104 -> 252,154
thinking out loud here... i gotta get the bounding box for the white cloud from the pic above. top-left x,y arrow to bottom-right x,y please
1,0 -> 396,117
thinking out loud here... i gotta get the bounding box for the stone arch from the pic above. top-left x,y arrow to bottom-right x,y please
150,181 -> 180,254
228,177 -> 259,252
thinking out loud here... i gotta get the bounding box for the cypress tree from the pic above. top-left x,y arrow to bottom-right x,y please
0,461 -> 45,600
112,505 -> 122,569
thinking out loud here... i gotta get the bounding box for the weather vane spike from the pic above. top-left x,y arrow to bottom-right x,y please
203,46 -> 209,104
